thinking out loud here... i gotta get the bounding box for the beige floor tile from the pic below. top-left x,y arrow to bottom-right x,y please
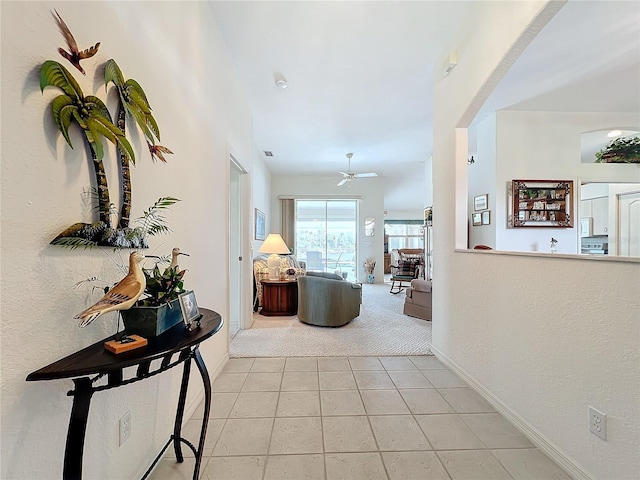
230,391 -> 278,418
325,452 -> 388,480
222,358 -> 255,373
411,356 -> 446,369
212,373 -> 247,392
348,356 -> 385,370
421,369 -> 468,388
438,388 -> 497,413
353,370 -> 395,389
460,413 -> 534,448
264,454 -> 325,480
285,357 -> 318,371
212,418 -> 274,456
269,417 -> 324,454
388,370 -> 434,389
318,357 -> 351,371
492,448 -> 572,479
379,356 -> 418,371
177,418 -> 225,458
277,391 -> 321,417
436,450 -> 512,480
241,372 -> 283,392
399,389 -> 455,414
382,451 -> 451,480
281,371 -> 319,391
191,393 -> 238,419
319,371 -> 357,390
323,416 -> 378,452
320,390 -> 366,415
361,389 -> 410,415
148,457 -> 200,480
203,456 -> 265,480
250,357 -> 286,372
415,414 -> 484,450
369,415 -> 431,451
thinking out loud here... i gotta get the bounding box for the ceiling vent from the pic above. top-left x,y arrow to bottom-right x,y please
264,151 -> 273,157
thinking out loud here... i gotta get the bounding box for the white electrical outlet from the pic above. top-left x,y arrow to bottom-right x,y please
119,411 -> 131,446
589,406 -> 607,440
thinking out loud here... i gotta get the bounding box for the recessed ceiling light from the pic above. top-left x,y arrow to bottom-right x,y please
607,130 -> 623,138
264,151 -> 273,157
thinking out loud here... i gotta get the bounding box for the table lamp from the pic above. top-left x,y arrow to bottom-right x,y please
258,233 -> 290,280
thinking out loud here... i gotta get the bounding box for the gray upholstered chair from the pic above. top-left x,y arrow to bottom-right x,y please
297,272 -> 362,327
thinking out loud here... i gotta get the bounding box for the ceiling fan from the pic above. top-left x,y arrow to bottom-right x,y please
337,153 -> 378,186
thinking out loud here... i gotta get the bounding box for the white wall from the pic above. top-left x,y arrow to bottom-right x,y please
495,111 -> 640,254
1,2 -> 256,479
270,175 -> 384,282
468,112 -> 497,249
251,151 -> 272,254
433,2 -> 640,480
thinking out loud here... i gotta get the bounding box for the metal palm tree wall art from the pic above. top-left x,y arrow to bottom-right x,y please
40,11 -> 176,248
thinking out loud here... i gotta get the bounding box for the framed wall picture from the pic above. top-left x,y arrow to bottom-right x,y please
482,210 -> 491,225
472,213 -> 482,226
474,194 -> 488,211
254,208 -> 265,240
511,180 -> 573,227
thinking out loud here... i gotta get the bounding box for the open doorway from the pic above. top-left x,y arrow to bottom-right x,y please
229,153 -> 248,338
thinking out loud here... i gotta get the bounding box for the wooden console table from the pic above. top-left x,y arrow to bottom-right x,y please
26,308 -> 223,480
260,279 -> 298,316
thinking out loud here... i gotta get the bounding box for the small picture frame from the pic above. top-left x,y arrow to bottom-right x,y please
472,213 -> 482,226
482,210 -> 491,225
474,194 -> 488,211
254,208 -> 265,240
179,290 -> 202,330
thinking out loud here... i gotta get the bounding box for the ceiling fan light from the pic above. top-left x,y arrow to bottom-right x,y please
607,129 -> 622,138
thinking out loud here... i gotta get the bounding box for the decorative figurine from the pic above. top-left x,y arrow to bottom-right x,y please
74,252 -> 146,327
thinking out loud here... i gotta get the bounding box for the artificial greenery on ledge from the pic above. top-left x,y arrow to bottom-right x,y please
595,136 -> 640,164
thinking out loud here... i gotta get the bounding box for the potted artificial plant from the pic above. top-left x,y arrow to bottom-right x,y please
595,136 -> 640,163
121,261 -> 188,337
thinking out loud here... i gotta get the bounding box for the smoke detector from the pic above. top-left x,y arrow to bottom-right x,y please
274,74 -> 288,89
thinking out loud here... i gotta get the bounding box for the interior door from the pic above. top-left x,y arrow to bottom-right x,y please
229,155 -> 247,338
617,192 -> 640,257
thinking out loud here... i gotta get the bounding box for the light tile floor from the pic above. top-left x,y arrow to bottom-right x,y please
150,356 -> 571,480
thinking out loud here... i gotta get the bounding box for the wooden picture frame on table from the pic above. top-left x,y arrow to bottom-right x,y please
254,208 -> 265,240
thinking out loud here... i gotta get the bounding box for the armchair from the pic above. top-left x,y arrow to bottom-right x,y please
297,272 -> 362,327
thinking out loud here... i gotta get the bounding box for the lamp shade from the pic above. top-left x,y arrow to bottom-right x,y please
258,234 -> 290,254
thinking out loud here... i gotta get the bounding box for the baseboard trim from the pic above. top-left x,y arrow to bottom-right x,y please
430,345 -> 593,480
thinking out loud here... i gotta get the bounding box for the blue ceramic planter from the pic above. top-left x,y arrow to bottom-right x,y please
121,298 -> 183,337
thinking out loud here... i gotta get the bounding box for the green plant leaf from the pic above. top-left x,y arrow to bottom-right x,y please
104,59 -> 124,89
40,61 -> 83,99
50,236 -> 98,250
51,96 -> 75,146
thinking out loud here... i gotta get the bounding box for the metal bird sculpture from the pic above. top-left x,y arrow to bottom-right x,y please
53,9 -> 100,75
74,251 -> 146,327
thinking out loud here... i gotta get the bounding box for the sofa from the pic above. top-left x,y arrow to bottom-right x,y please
403,279 -> 432,321
297,271 -> 362,327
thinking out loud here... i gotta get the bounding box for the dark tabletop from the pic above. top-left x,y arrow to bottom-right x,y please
26,308 -> 223,382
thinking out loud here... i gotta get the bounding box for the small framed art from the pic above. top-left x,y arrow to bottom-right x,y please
472,213 -> 482,226
254,208 -> 265,240
474,194 -> 488,211
179,290 -> 202,330
482,211 -> 491,225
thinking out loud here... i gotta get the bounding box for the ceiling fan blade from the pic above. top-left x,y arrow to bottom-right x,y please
354,172 -> 378,178
337,178 -> 348,187
338,171 -> 349,176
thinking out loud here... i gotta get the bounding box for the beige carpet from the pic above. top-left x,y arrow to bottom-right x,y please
230,282 -> 432,357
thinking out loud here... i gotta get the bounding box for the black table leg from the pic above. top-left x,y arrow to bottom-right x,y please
64,377 -> 94,480
192,347 -> 211,480
173,353 -> 192,463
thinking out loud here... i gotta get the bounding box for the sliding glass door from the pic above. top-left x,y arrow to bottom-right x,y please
295,200 -> 358,281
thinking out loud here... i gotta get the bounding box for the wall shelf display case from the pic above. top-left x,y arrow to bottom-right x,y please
512,180 -> 573,228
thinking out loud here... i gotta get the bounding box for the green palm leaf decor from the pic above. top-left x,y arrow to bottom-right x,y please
41,41 -> 176,247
